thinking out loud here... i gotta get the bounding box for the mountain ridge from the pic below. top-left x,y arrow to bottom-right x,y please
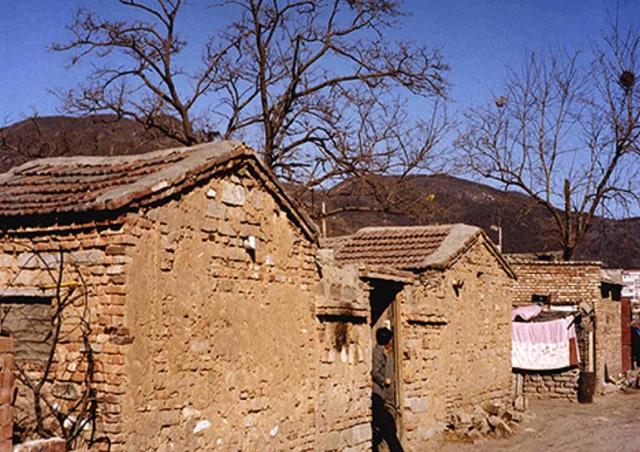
2,115 -> 638,267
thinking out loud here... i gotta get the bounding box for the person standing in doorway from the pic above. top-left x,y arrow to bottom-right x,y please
372,327 -> 403,452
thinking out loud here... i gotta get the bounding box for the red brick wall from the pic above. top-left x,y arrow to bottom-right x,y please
14,438 -> 66,452
0,335 -> 14,452
622,298 -> 632,372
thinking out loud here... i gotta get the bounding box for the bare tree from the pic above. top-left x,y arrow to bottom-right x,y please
458,25 -> 640,260
53,0 -> 450,210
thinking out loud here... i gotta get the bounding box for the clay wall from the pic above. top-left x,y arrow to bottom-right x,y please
314,251 -> 372,450
595,297 -> 622,389
399,237 -> 514,449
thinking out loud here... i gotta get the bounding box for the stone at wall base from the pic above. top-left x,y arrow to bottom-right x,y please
13,437 -> 66,452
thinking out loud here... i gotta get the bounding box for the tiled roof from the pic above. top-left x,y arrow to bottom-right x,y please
0,141 -> 242,217
0,141 -> 318,238
330,224 -> 482,271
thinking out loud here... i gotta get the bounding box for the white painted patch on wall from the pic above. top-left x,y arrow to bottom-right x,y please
193,419 -> 211,434
244,235 -> 257,250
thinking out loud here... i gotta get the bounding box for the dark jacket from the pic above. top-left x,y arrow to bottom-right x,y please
372,344 -> 387,399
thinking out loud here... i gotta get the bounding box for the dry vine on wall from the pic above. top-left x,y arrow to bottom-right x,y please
0,248 -> 108,450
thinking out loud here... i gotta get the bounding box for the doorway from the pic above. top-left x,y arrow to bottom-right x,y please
369,279 -> 403,450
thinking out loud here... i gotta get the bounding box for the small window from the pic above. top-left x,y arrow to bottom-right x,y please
0,296 -> 52,364
532,294 -> 550,305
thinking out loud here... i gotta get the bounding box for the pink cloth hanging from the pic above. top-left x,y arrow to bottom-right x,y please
511,304 -> 543,321
512,316 -> 579,370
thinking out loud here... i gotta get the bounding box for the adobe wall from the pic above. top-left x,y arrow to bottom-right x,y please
120,167 -> 371,451
120,168 -> 318,450
399,237 -> 513,449
510,261 -> 601,306
0,224 -> 133,449
595,297 -> 622,389
314,251 -> 372,450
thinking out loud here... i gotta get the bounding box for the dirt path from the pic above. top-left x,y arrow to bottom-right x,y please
429,390 -> 640,452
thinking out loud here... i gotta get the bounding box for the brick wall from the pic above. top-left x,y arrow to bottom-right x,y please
510,259 -> 623,399
0,335 -> 14,451
399,237 -> 514,449
0,226 -> 131,448
510,261 -> 602,306
622,298 -> 632,372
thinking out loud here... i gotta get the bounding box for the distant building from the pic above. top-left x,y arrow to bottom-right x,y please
622,269 -> 640,301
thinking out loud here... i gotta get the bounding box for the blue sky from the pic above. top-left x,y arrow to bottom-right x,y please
1,0 -> 636,121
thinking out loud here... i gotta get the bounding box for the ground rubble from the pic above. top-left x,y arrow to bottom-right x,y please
604,368 -> 640,392
445,400 -> 528,442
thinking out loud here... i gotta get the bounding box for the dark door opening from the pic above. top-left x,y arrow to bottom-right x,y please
369,280 -> 403,451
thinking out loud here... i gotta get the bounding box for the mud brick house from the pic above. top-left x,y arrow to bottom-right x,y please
326,224 -> 516,449
508,255 -> 624,400
0,142 -> 372,451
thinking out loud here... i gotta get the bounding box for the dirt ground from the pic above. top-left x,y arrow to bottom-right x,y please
428,390 -> 640,452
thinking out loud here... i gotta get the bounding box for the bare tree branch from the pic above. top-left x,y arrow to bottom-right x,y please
459,25 -> 640,259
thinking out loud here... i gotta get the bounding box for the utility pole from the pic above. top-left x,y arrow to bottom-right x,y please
490,224 -> 502,252
321,202 -> 327,238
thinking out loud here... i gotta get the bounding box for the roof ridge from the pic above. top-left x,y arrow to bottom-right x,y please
357,224 -> 455,233
8,141 -> 224,173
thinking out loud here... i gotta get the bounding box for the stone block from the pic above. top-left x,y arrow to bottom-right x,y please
406,396 -> 429,413
342,423 -> 370,446
0,255 -> 15,268
14,438 -> 66,452
206,200 -> 225,219
74,250 -> 104,268
220,181 -> 245,206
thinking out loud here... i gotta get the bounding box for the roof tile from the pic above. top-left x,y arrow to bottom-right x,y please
0,141 -> 246,218
330,224 -> 481,271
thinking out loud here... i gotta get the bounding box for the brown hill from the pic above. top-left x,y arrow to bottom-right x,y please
0,115 -> 181,173
1,116 -> 639,267
306,174 -> 640,268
